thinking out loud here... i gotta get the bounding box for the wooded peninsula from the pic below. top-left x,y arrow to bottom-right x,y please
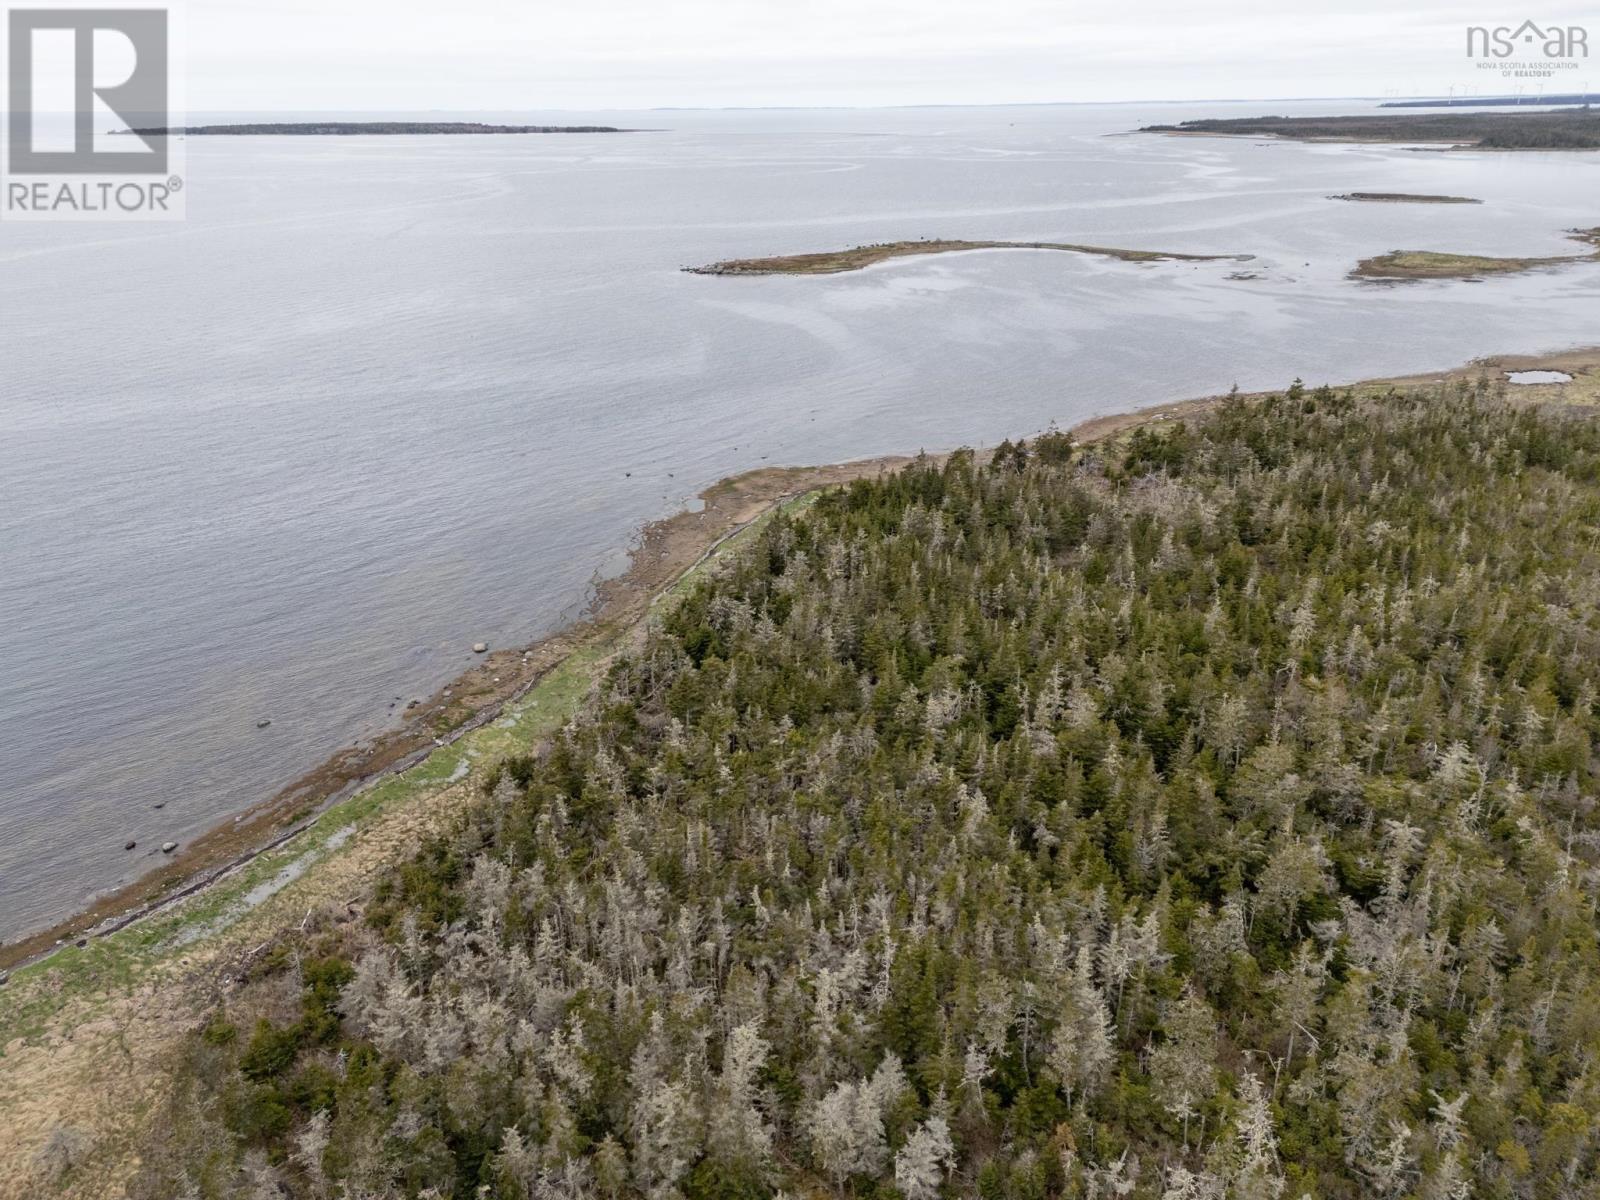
112,372 -> 1600,1200
1141,109 -> 1600,149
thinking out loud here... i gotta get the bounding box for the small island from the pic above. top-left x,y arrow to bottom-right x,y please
685,238 -> 1251,276
1331,191 -> 1481,205
121,122 -> 630,136
1141,109 -> 1600,150
1352,226 -> 1600,280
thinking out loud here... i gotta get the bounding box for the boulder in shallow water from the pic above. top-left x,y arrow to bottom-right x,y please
125,840 -> 136,850
472,642 -> 488,653
256,718 -> 272,728
161,841 -> 177,853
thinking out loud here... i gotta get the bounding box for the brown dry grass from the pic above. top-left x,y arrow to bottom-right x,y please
0,776 -> 470,1198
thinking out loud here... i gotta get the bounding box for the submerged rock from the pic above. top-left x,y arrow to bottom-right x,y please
125,840 -> 136,850
256,718 -> 272,728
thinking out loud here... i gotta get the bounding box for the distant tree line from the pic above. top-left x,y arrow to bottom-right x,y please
1142,110 -> 1600,149
122,123 -> 628,136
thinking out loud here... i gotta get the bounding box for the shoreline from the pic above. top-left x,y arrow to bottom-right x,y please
1153,129 -> 1600,152
0,457 -> 916,974
6,343 -> 1600,976
1149,128 -> 1472,144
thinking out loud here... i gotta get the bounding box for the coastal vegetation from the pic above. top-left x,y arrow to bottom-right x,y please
1140,109 -> 1600,149
126,378 -> 1600,1200
1329,193 -> 1480,205
685,240 -> 1248,276
1352,227 -> 1600,281
122,123 -> 628,136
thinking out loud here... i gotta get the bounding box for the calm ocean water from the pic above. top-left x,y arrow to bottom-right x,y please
2,102 -> 1597,942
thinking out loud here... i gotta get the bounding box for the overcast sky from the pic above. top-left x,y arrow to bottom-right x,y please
96,0 -> 1600,110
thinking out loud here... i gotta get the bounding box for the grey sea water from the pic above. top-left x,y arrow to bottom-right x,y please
2,101 -> 1597,942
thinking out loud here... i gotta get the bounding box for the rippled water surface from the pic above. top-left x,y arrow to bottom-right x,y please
3,101 -> 1597,940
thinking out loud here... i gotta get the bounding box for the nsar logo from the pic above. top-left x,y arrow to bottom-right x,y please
1467,19 -> 1589,59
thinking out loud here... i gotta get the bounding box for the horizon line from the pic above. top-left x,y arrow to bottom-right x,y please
146,93 -> 1547,115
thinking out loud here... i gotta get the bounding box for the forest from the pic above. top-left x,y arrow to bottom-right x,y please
132,379 -> 1600,1200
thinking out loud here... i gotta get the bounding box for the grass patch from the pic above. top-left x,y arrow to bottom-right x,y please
1352,226 -> 1600,280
